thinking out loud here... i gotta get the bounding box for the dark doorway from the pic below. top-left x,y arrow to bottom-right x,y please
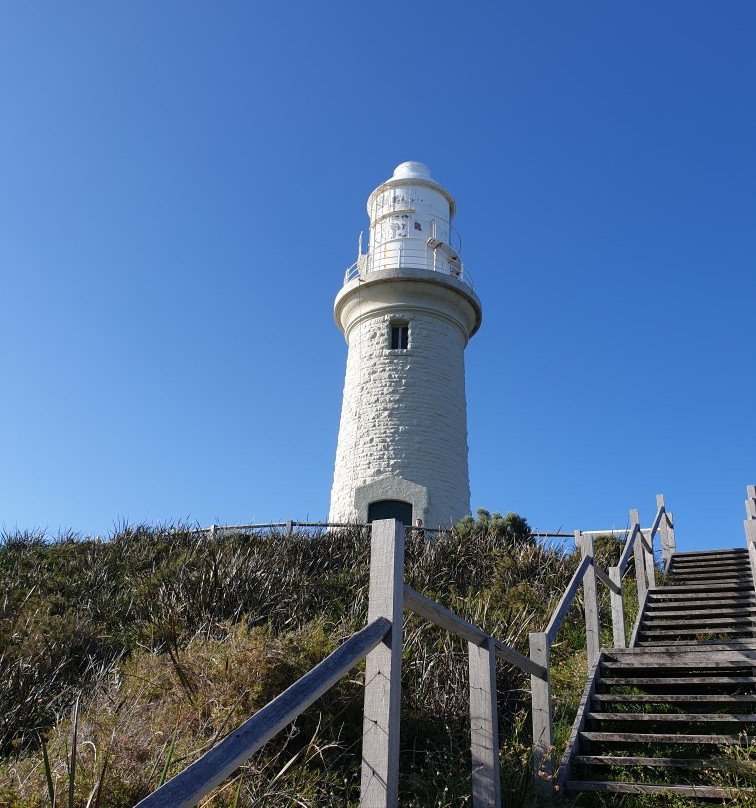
367,499 -> 413,526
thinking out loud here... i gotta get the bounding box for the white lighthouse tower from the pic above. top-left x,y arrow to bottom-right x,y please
328,162 -> 482,528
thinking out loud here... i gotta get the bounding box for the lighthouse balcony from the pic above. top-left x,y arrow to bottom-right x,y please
344,243 -> 474,290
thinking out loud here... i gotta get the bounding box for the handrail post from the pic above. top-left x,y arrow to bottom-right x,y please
657,494 -> 672,570
744,486 -> 756,597
609,565 -> 625,648
578,531 -> 600,668
666,511 -> 676,559
361,519 -> 404,808
529,632 -> 552,793
631,509 -> 647,604
285,520 -> 294,537
469,636 -> 501,808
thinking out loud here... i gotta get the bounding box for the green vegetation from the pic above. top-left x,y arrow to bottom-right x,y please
0,517 -> 649,807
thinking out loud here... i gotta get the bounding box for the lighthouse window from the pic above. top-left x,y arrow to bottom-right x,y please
390,323 -> 409,350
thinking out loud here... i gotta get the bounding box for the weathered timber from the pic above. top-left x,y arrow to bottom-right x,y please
587,712 -> 756,723
609,565 -> 625,647
133,617 -> 391,808
580,533 -> 600,668
403,586 -> 486,646
579,731 -> 750,744
529,632 -> 552,793
361,520 -> 404,808
567,781 -> 752,799
598,675 -> 756,688
591,693 -> 756,704
545,555 -> 592,644
493,639 -> 546,679
468,638 -> 501,808
573,755 -> 723,768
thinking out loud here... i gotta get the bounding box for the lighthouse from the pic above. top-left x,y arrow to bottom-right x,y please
328,162 -> 482,528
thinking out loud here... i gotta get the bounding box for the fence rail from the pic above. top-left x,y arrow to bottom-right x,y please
133,495 -> 686,808
530,495 -> 676,794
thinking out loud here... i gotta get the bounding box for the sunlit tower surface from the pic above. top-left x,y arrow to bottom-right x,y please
328,162 -> 482,528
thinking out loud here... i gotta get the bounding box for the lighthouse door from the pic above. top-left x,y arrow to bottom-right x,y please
367,500 -> 413,527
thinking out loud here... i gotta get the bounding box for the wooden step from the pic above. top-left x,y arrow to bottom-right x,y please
566,780 -> 750,799
669,567 -> 753,586
637,638 -> 756,647
642,617 -> 756,628
587,711 -> 756,723
573,754 -> 724,768
638,627 -> 755,638
643,607 -> 756,619
670,563 -> 751,573
651,583 -> 755,594
592,693 -> 756,705
602,656 -> 754,669
580,731 -> 749,744
673,549 -> 748,559
599,675 -> 756,686
649,590 -> 756,601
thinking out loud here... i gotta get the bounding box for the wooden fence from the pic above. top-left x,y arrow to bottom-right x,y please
135,497 -> 677,808
530,495 -> 675,794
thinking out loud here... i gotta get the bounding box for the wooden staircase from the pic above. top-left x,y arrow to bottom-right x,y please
565,547 -> 756,800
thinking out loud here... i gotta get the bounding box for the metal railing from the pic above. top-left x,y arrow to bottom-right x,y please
343,243 -> 475,289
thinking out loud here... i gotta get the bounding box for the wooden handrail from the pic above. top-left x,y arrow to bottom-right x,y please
593,561 -> 621,594
617,522 -> 640,576
403,585 -> 547,680
545,555 -> 592,645
135,617 -> 391,808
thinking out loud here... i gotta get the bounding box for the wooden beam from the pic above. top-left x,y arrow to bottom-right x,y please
594,562 -> 621,595
529,632 -> 553,794
133,617 -> 391,808
609,566 -> 626,648
545,555 -> 592,645
631,510 -> 648,604
648,504 -> 664,541
493,639 -> 547,680
469,637 -> 501,808
361,519 -> 405,808
617,522 -> 639,576
579,533 -> 600,669
404,586 -> 487,646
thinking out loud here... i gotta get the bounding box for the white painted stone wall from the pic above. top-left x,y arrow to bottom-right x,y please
328,305 -> 471,528
328,163 -> 482,528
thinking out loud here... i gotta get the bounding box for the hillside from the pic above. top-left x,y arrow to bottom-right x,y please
0,516 -> 688,807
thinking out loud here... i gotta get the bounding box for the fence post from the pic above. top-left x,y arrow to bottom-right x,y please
209,524 -> 216,540
529,632 -> 552,793
578,531 -> 600,668
745,486 -> 756,597
609,565 -> 625,648
361,519 -> 404,808
630,509 -> 647,604
469,637 -> 501,808
285,521 -> 294,537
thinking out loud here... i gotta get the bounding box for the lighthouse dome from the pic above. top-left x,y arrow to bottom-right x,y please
392,161 -> 433,180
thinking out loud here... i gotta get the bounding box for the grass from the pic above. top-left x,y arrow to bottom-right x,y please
0,520 -> 657,807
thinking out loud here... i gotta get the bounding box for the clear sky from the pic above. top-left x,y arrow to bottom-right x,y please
1,2 -> 754,550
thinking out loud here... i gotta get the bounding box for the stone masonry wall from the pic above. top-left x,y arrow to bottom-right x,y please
328,308 -> 470,527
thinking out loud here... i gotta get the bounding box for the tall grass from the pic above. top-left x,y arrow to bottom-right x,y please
0,517 -> 598,807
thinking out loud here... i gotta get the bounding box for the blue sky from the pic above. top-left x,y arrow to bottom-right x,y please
1,2 -> 754,550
